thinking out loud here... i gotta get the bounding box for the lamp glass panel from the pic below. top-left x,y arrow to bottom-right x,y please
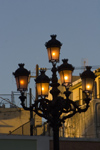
82,78 -> 94,92
16,76 -> 28,91
47,47 -> 60,62
36,83 -> 49,96
59,70 -> 72,86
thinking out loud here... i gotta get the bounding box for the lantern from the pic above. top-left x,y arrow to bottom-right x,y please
45,35 -> 62,63
13,64 -> 30,91
35,70 -> 50,97
80,66 -> 96,93
58,59 -> 74,87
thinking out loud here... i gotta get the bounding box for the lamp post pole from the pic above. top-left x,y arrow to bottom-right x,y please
13,35 -> 96,150
49,63 -> 60,150
53,117 -> 60,150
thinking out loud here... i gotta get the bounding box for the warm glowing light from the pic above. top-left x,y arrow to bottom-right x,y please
20,80 -> 24,85
42,87 -> 44,91
87,85 -> 90,89
52,52 -> 56,56
64,76 -> 68,80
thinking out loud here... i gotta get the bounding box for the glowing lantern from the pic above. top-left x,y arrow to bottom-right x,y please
13,64 -> 30,91
35,70 -> 50,97
80,66 -> 96,93
58,59 -> 74,87
45,35 -> 62,63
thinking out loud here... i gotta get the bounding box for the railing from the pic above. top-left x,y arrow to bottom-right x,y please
0,91 -> 35,108
0,92 -> 21,108
9,121 -> 51,136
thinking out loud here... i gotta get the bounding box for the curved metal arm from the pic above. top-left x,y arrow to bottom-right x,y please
33,98 -> 53,122
64,87 -> 91,111
77,97 -> 90,113
75,91 -> 91,113
19,92 -> 32,111
58,99 -> 77,125
19,85 -> 92,130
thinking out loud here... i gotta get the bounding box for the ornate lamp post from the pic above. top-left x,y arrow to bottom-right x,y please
13,35 -> 96,150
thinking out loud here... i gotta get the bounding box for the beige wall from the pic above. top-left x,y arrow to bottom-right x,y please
0,108 -> 42,134
61,99 -> 96,138
95,73 -> 100,99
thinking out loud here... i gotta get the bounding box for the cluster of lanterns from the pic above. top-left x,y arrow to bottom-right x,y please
13,35 -> 96,98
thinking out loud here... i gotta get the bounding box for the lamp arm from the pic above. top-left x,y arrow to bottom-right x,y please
64,87 -> 91,113
59,110 -> 77,124
33,107 -> 48,119
32,99 -> 53,123
76,91 -> 91,113
19,93 -> 53,122
77,98 -> 90,113
59,94 -> 90,124
34,107 -> 52,123
19,92 -> 32,111
57,99 -> 75,116
59,99 -> 77,124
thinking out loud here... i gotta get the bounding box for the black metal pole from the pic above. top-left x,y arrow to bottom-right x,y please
52,115 -> 60,150
50,63 -> 60,150
53,126 -> 59,150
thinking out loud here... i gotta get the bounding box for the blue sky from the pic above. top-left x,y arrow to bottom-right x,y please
0,0 -> 100,96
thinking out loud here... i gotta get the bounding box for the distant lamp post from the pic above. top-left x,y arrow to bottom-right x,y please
13,35 -> 96,150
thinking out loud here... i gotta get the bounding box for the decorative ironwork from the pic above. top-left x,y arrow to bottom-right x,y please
13,35 -> 96,150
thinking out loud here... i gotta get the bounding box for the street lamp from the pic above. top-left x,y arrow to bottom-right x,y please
45,35 -> 62,63
58,59 -> 74,87
35,69 -> 50,97
13,64 -> 30,92
13,35 -> 96,150
80,66 -> 96,94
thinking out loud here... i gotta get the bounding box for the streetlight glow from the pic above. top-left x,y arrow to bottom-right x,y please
64,76 -> 68,80
52,52 -> 56,56
87,85 -> 90,89
42,87 -> 44,91
20,80 -> 24,85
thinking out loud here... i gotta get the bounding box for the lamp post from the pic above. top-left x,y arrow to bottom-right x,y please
13,35 -> 96,150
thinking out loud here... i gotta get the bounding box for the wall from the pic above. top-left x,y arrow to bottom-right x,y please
50,138 -> 100,150
0,108 -> 42,135
0,135 -> 50,150
0,139 -> 37,150
1,135 -> 100,150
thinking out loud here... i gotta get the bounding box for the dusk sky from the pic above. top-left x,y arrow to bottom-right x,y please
0,0 -> 100,97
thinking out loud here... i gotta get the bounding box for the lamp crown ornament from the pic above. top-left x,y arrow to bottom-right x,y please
35,69 -> 50,83
58,59 -> 74,72
13,63 -> 30,77
45,34 -> 62,48
80,66 -> 96,79
19,63 -> 24,68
